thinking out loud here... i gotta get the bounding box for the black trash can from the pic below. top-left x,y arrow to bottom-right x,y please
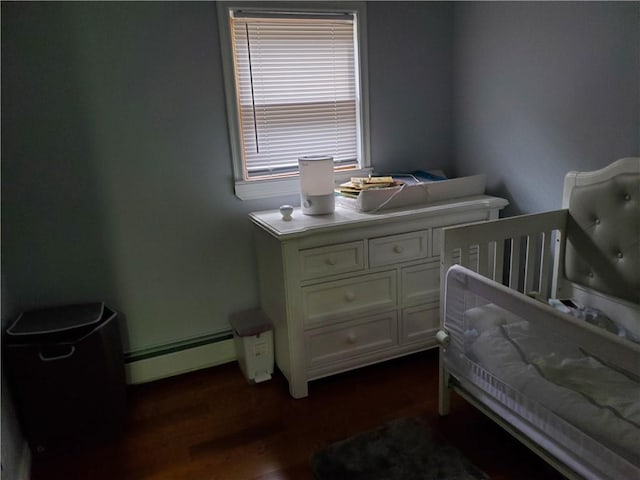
3,302 -> 127,454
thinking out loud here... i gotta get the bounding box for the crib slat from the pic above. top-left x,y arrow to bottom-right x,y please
539,230 -> 554,299
493,239 -> 505,284
524,234 -> 537,295
460,246 -> 470,270
477,242 -> 489,277
509,237 -> 521,290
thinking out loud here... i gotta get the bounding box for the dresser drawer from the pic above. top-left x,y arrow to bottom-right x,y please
401,304 -> 439,344
401,261 -> 440,305
305,312 -> 398,367
300,241 -> 364,281
302,271 -> 396,325
369,230 -> 429,267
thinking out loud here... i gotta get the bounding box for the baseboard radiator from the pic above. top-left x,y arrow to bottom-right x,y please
124,331 -> 236,384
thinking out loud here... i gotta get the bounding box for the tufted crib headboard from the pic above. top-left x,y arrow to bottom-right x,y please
561,157 -> 640,305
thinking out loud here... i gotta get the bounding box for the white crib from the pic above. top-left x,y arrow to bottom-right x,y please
438,158 -> 640,479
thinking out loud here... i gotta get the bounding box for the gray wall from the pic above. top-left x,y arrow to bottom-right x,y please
368,2 -> 453,174
1,1 -> 452,354
453,1 -> 640,215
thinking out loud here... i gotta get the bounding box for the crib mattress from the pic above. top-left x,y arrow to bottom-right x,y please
444,302 -> 640,480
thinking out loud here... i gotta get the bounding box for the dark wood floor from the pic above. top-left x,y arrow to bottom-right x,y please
31,349 -> 564,480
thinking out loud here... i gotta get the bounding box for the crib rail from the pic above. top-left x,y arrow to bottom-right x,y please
445,264 -> 640,379
440,209 -> 569,303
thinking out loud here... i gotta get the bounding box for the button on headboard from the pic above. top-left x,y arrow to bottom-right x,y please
563,158 -> 640,304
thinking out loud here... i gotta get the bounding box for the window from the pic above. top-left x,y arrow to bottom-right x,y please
218,2 -> 370,199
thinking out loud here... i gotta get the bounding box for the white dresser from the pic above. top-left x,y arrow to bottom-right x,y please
249,195 -> 508,398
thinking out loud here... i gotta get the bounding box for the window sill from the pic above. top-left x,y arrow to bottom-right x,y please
234,168 -> 373,200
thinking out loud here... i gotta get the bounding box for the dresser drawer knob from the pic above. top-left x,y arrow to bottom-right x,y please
393,244 -> 404,254
346,333 -> 357,344
345,291 -> 356,302
326,256 -> 337,266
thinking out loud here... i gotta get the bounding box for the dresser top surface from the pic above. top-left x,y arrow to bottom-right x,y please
249,195 -> 509,239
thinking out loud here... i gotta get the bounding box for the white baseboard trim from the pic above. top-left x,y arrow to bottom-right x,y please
17,442 -> 31,480
125,338 -> 236,384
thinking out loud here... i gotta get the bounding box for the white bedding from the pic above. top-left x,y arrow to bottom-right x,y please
463,304 -> 640,465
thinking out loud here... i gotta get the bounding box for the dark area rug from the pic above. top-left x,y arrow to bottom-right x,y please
311,416 -> 489,480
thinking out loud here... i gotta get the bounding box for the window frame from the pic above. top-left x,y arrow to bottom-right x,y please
217,1 -> 371,200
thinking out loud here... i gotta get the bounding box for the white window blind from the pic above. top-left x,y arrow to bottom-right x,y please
231,11 -> 360,180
